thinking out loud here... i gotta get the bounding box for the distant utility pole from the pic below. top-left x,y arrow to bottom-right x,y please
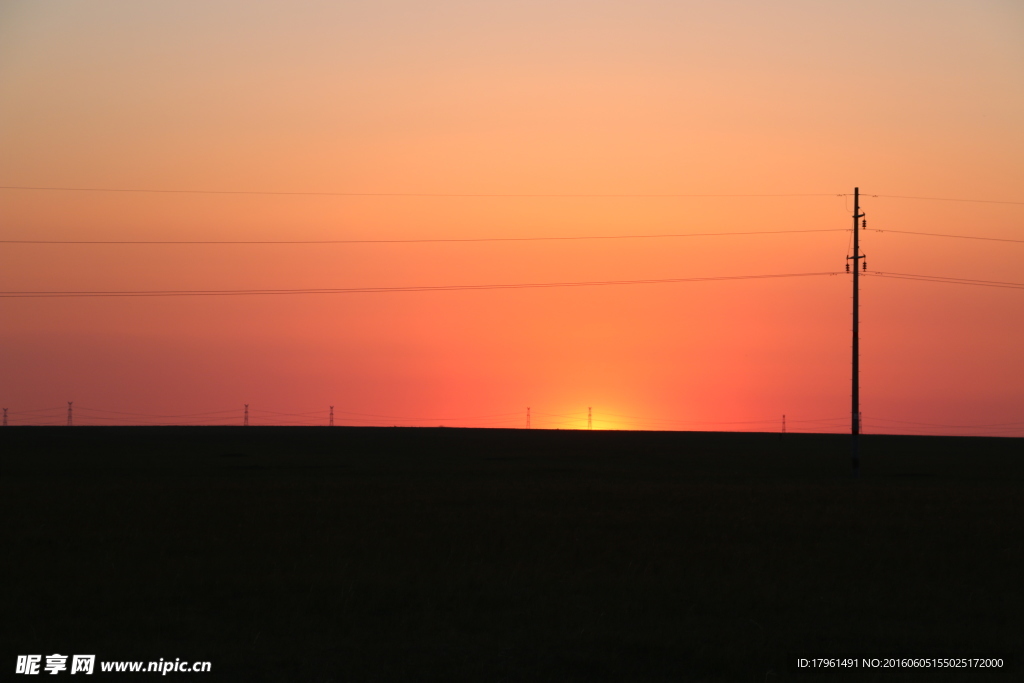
526,407 -> 531,429
244,404 -> 249,427
588,407 -> 592,431
847,187 -> 865,477
329,406 -> 334,426
67,401 -> 73,427
782,414 -> 786,434
3,408 -> 7,427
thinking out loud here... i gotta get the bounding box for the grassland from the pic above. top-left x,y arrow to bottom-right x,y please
1,427 -> 1021,681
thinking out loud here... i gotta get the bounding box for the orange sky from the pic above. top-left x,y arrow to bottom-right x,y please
1,1 -> 1022,434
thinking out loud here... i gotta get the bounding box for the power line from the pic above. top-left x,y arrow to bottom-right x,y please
4,185 -> 1024,205
866,271 -> 1024,290
49,414 -> 243,424
248,409 -> 329,417
866,417 -> 1024,428
0,185 -> 841,198
75,406 -> 241,417
593,412 -> 847,425
867,194 -> 1024,206
0,406 -> 69,414
873,229 -> 1024,244
328,410 -> 520,421
0,271 -> 842,298
6,227 -> 1021,246
246,411 -> 520,423
0,229 -> 847,245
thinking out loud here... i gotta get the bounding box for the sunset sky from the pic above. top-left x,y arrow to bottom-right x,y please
1,0 -> 1021,434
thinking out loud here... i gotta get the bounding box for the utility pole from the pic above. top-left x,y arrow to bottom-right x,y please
2,408 -> 7,426
67,401 -> 73,427
847,187 -> 865,477
587,407 -> 592,431
244,404 -> 249,427
782,414 -> 786,435
526,407 -> 531,429
329,406 -> 334,427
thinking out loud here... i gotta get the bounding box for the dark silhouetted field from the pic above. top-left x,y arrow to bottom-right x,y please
2,427 -> 1021,681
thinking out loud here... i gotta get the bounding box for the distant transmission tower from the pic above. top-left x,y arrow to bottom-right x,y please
2,408 -> 7,426
526,407 -> 531,429
329,406 -> 334,427
587,407 -> 592,430
244,404 -> 249,427
67,401 -> 73,426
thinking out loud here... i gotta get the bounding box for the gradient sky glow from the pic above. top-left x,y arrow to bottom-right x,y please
1,0 -> 1022,433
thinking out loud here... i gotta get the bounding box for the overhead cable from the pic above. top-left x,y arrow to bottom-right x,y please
866,271 -> 1024,290
0,272 -> 842,298
0,229 -> 846,245
0,185 -> 840,198
873,229 -> 1024,244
